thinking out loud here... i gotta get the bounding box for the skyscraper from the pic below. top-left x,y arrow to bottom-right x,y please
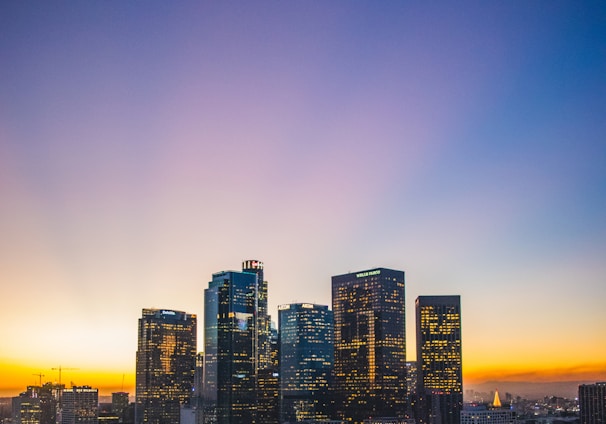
332,268 -> 407,422
579,382 -> 606,424
135,308 -> 197,424
61,386 -> 98,424
203,270 -> 257,424
242,259 -> 271,372
415,296 -> 463,424
278,303 -> 334,422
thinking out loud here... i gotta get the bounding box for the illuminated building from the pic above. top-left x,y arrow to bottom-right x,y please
12,384 -> 58,424
415,296 -> 463,424
203,270 -> 257,424
242,259 -> 271,372
579,382 -> 606,424
332,268 -> 407,422
460,405 -> 515,424
12,394 -> 42,424
135,309 -> 197,424
61,386 -> 99,424
278,303 -> 333,422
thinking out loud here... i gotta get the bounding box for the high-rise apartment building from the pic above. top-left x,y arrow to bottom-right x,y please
203,270 -> 257,423
61,386 -> 98,424
135,308 -> 197,424
415,296 -> 463,424
332,268 -> 407,422
579,382 -> 606,424
278,303 -> 334,422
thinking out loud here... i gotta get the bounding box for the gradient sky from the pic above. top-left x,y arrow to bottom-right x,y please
1,2 -> 605,397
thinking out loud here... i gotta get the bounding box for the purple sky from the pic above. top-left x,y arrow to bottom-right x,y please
1,2 -> 605,391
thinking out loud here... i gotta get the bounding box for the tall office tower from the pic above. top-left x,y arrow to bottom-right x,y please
203,270 -> 257,424
415,296 -> 463,424
332,268 -> 407,422
61,386 -> 98,424
279,303 -> 334,423
579,382 -> 606,424
136,309 -> 197,424
242,259 -> 271,371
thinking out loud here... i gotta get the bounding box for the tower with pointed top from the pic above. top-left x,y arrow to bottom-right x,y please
492,390 -> 502,409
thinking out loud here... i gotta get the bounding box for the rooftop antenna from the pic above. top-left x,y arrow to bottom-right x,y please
121,374 -> 125,391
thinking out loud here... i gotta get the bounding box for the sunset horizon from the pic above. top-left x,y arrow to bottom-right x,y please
1,1 -> 605,416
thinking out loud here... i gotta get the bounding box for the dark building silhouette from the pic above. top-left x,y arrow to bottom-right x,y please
111,392 -> 129,417
332,268 -> 407,422
12,393 -> 41,424
203,270 -> 257,423
278,303 -> 333,422
579,382 -> 606,424
12,384 -> 59,424
415,296 -> 463,424
135,308 -> 197,424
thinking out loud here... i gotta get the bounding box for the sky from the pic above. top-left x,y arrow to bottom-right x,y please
1,1 -> 605,397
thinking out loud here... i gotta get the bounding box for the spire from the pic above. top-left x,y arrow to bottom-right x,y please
492,389 -> 502,408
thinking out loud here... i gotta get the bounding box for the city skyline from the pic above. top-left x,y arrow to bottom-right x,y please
1,2 -> 606,397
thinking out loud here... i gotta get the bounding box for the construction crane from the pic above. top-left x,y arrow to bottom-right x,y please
32,373 -> 45,386
51,366 -> 79,388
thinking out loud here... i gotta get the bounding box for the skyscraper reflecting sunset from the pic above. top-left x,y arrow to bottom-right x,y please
332,268 -> 407,422
135,309 -> 196,424
416,296 -> 463,424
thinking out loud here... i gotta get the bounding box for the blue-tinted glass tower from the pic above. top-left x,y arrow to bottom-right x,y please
203,270 -> 257,424
278,303 -> 334,422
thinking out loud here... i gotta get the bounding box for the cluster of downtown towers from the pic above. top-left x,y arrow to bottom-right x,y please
136,261 -> 463,424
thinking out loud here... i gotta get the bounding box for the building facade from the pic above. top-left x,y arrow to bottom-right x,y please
460,406 -> 515,424
278,303 -> 334,422
415,296 -> 463,424
61,386 -> 99,424
332,268 -> 407,422
135,308 -> 197,424
579,382 -> 606,424
242,259 -> 271,372
12,394 -> 42,424
203,270 -> 258,423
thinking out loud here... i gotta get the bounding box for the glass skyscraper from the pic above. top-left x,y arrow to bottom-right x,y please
332,268 -> 407,422
242,259 -> 271,372
203,270 -> 257,424
415,296 -> 463,424
278,303 -> 333,422
135,308 -> 197,424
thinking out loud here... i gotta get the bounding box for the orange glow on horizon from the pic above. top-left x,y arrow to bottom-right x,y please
0,360 -> 135,397
464,361 -> 606,384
